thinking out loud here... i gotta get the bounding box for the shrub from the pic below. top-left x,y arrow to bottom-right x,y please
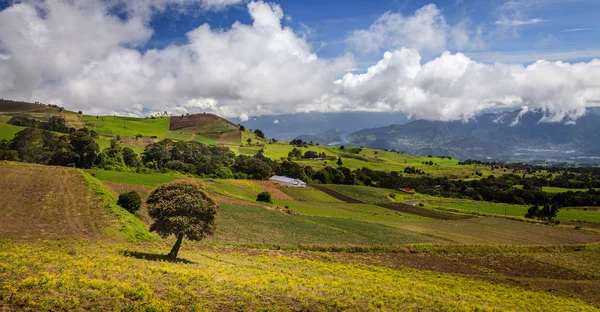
117,191 -> 142,213
256,191 -> 272,203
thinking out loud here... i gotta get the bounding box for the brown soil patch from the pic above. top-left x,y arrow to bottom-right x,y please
208,191 -> 267,208
562,220 -> 600,230
564,207 -> 600,211
311,185 -> 364,203
255,181 -> 294,200
0,163 -> 114,239
121,136 -> 154,146
169,113 -> 237,131
217,130 -> 241,145
103,181 -> 151,197
451,254 -> 590,280
377,202 -> 472,220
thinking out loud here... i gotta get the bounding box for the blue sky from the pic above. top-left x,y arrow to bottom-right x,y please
0,0 -> 599,121
144,0 -> 600,65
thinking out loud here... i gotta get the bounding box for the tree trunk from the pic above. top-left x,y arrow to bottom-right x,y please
167,233 -> 184,259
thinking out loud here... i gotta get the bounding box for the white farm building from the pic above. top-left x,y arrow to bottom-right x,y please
269,176 -> 307,188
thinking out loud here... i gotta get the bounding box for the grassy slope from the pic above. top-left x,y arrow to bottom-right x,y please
78,170 -> 155,241
210,204 -> 435,246
1,239 -> 598,311
426,198 -> 600,224
86,169 -> 185,187
0,123 -> 25,140
259,143 -> 504,178
82,115 -> 171,137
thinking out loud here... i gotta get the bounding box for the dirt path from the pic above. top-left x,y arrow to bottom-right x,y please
377,202 -> 472,220
310,185 -> 364,203
255,181 -> 294,200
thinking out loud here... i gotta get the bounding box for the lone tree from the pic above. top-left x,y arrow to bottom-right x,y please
146,180 -> 218,259
337,156 -> 343,166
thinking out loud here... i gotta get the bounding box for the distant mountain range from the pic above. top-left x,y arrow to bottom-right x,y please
232,111 -> 409,141
293,109 -> 600,162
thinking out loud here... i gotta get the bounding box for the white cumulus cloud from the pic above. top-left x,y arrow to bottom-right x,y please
0,0 -> 599,124
346,4 -> 471,56
335,49 -> 600,121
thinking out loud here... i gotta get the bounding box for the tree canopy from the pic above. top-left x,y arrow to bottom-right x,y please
146,180 -> 218,259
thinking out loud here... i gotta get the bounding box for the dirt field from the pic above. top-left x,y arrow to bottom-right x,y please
312,184 -> 471,220
169,113 -> 237,131
378,202 -> 472,220
120,136 -> 154,147
254,181 -> 294,200
217,130 -> 241,145
0,162 -> 114,239
311,184 -> 364,203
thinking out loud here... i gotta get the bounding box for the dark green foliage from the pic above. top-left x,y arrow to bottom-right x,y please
303,150 -> 318,159
337,157 -> 343,166
117,191 -> 142,213
256,191 -> 272,203
288,147 -> 302,160
215,166 -> 234,179
10,128 -> 59,164
40,116 -> 69,133
253,129 -> 265,139
8,115 -> 69,133
525,203 -> 559,221
122,147 -> 141,167
146,180 -> 218,258
525,205 -> 540,219
7,115 -> 41,128
233,155 -> 273,180
164,160 -> 196,174
0,139 -> 18,160
69,130 -> 99,168
95,139 -> 125,170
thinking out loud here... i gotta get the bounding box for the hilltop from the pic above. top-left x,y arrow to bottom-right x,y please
0,101 -> 268,154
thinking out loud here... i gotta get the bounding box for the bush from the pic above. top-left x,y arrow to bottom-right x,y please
256,191 -> 272,203
117,191 -> 142,213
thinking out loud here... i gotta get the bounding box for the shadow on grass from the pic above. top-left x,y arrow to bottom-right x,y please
122,251 -> 194,264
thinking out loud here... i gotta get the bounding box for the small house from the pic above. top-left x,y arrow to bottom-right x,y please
269,176 -> 306,188
398,188 -> 415,194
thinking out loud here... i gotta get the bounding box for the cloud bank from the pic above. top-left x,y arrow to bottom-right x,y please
0,1 -> 599,122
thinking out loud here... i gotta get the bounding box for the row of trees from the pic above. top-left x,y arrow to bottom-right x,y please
4,122 -> 600,209
8,115 -> 80,134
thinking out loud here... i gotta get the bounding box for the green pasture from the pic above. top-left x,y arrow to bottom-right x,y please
427,198 -> 600,224
82,115 -> 171,138
281,186 -> 344,203
210,204 -> 436,245
86,169 -> 185,187
0,123 -> 25,140
203,179 -> 264,202
387,217 -> 600,245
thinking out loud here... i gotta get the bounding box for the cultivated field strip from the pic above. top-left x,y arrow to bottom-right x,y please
0,163 -> 113,238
